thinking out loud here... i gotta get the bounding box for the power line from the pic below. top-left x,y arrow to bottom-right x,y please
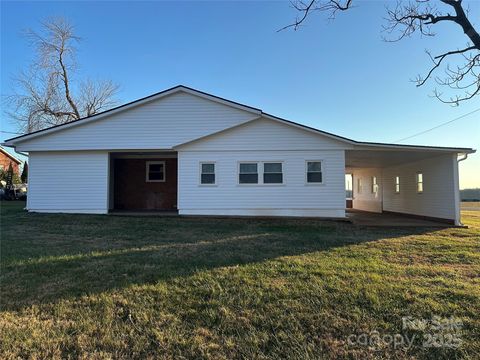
0,130 -> 22,135
394,107 -> 480,143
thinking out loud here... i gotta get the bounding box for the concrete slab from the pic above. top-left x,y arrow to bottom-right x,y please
109,210 -> 179,217
346,209 -> 451,227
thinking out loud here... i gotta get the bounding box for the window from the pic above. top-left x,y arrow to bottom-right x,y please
357,178 -> 362,194
263,162 -> 283,184
146,161 -> 165,182
306,161 -> 322,183
200,163 -> 215,185
239,163 -> 258,184
395,176 -> 400,193
371,176 -> 378,194
417,173 -> 423,193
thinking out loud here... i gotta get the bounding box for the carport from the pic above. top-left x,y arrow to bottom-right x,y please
345,144 -> 474,226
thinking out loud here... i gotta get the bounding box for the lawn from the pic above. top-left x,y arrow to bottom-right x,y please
1,202 -> 479,359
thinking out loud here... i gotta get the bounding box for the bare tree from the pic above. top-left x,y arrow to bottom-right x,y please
281,0 -> 480,105
5,17 -> 119,133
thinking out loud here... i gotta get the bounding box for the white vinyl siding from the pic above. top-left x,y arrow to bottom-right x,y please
177,118 -> 353,151
178,150 -> 346,218
14,92 -> 258,152
28,151 -> 108,213
382,154 -> 457,222
177,117 -> 347,217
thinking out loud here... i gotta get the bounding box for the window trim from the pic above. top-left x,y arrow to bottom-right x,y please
357,178 -> 362,194
416,172 -> 423,194
199,161 -> 217,186
395,176 -> 400,193
305,160 -> 324,185
146,161 -> 166,183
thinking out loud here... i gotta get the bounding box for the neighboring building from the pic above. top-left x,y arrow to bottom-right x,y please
0,146 -> 22,174
3,85 -> 476,225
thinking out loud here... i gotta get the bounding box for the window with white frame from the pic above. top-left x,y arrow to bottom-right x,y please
200,163 -> 215,185
306,161 -> 322,183
146,161 -> 166,182
357,178 -> 362,194
416,173 -> 423,193
239,163 -> 258,184
395,176 -> 400,193
371,176 -> 378,194
263,162 -> 283,184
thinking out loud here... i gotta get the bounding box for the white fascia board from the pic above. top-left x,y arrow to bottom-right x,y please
351,143 -> 476,154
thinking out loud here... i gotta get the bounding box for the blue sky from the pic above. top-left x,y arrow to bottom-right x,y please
1,0 -> 479,187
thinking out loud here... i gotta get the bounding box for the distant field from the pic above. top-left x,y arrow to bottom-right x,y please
461,201 -> 480,211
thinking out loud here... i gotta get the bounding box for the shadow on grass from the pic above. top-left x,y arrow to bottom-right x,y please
0,201 -> 439,311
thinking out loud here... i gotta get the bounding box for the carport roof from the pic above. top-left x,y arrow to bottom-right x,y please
345,148 -> 471,168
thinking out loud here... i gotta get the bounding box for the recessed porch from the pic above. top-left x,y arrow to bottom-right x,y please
108,151 -> 178,212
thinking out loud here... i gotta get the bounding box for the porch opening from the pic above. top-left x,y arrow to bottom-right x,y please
108,151 -> 178,212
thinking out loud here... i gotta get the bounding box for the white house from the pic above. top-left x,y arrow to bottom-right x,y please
3,85 -> 475,225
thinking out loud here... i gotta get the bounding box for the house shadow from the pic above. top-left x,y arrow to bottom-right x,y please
1,216 -> 441,312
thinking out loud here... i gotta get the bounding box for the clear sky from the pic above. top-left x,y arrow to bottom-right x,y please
1,1 -> 479,188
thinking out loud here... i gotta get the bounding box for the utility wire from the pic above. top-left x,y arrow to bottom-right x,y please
394,107 -> 480,143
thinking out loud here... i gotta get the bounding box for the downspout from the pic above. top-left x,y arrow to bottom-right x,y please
455,153 -> 469,226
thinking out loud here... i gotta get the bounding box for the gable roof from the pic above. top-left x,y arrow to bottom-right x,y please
3,85 -> 262,145
3,85 -> 476,154
0,146 -> 22,164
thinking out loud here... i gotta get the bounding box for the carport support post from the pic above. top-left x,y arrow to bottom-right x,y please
453,153 -> 461,226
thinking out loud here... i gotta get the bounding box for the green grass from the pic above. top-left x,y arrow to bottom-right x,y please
1,202 -> 479,359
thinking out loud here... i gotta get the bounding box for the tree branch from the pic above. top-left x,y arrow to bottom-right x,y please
279,0 -> 352,32
416,46 -> 476,86
4,17 -> 118,133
